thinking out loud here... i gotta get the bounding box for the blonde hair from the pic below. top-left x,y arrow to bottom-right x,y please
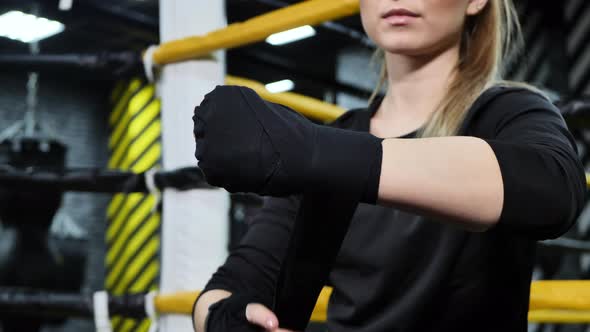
370,0 -> 535,137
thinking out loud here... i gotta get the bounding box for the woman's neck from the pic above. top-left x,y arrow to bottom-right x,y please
375,44 -> 460,129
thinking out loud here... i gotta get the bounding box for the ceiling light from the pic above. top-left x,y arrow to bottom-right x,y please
265,79 -> 295,93
0,10 -> 65,43
266,25 -> 316,46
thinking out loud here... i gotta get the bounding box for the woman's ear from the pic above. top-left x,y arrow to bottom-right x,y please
466,0 -> 489,16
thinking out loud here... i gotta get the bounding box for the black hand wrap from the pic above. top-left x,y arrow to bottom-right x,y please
193,85 -> 383,203
205,294 -> 263,332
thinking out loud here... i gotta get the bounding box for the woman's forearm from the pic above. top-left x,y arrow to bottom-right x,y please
378,136 -> 504,231
193,289 -> 232,332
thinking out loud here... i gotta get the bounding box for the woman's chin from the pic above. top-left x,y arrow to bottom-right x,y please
381,46 -> 428,57
374,38 -> 427,56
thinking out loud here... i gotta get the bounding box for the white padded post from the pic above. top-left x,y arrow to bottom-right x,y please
158,1 -> 229,331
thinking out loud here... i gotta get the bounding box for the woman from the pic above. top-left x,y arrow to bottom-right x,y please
192,0 -> 586,331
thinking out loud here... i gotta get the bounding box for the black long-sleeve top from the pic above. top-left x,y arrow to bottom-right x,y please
203,86 -> 587,331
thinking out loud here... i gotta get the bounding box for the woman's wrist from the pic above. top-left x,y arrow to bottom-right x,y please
193,290 -> 232,332
311,126 -> 384,203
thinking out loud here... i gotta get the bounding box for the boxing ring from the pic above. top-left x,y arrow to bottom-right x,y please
0,0 -> 590,331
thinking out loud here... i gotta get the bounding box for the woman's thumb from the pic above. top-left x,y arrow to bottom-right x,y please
245,303 -> 279,330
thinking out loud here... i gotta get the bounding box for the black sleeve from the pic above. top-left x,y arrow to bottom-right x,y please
202,195 -> 300,303
482,90 -> 586,240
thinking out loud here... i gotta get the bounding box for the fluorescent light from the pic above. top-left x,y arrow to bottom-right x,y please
0,11 -> 65,43
266,25 -> 316,46
265,79 -> 295,93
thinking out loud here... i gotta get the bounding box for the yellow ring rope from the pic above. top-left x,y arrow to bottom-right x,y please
225,76 -> 345,123
153,0 -> 360,65
154,281 -> 590,323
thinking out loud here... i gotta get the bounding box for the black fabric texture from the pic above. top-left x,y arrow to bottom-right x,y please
193,85 -> 384,330
273,119 -> 383,329
192,85 -> 383,203
200,86 -> 585,332
273,192 -> 362,330
481,92 -> 586,239
204,294 -> 263,332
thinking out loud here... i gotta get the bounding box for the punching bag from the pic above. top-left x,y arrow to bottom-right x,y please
0,138 -> 84,332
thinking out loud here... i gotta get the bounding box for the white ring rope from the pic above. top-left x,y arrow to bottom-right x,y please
142,45 -> 159,83
144,168 -> 161,212
145,291 -> 159,332
93,291 -> 112,332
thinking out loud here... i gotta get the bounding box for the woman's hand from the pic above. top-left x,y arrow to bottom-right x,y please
193,290 -> 231,332
245,303 -> 298,332
193,85 -> 383,203
192,85 -> 315,196
199,293 -> 299,332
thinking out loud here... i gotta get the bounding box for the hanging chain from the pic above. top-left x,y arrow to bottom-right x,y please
24,74 -> 38,137
24,3 -> 40,138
